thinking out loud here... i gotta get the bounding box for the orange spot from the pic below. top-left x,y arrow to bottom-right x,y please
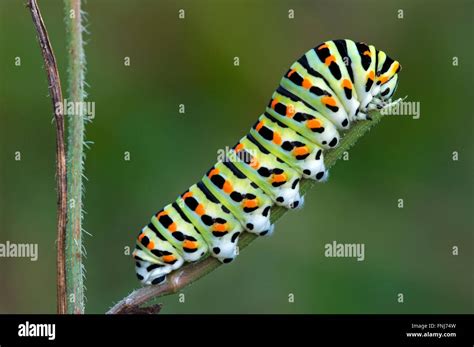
147,241 -> 155,250
321,96 -> 337,107
302,78 -> 312,89
138,233 -> 145,241
223,180 -> 233,194
363,50 -> 371,57
213,223 -> 227,232
157,211 -> 167,219
270,98 -> 279,109
183,240 -> 197,250
243,199 -> 258,208
234,143 -> 244,153
286,104 -> 295,117
168,222 -> 177,232
325,55 -> 336,66
208,168 -> 219,178
273,132 -> 282,145
342,79 -> 352,89
163,255 -> 175,263
250,157 -> 260,169
317,44 -> 328,50
293,146 -> 309,156
368,70 -> 375,81
195,204 -> 205,216
287,69 -> 296,77
272,173 -> 287,183
379,76 -> 389,84
307,118 -> 322,129
182,191 -> 193,199
256,121 -> 264,131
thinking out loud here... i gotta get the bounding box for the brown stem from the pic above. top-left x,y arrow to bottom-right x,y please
27,0 -> 67,314
107,111 -> 384,314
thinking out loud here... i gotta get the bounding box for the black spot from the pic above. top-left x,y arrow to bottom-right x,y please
247,134 -> 270,154
260,230 -> 269,236
329,62 -> 342,80
213,247 -> 221,254
244,206 -> 258,213
341,119 -> 349,127
223,161 -> 246,179
272,181 -> 285,187
291,179 -> 300,189
158,214 -> 173,228
309,86 -> 325,96
201,214 -> 214,226
148,223 -> 167,241
276,197 -> 284,203
381,88 -> 390,96
172,231 -> 185,241
258,167 -> 272,177
210,174 -> 226,189
146,264 -> 164,272
322,141 -> 327,145
221,205 -> 230,213
135,261 -> 141,268
185,196 -> 199,210
245,193 -> 256,199
223,258 -> 233,264
365,78 -> 374,92
259,126 -> 274,141
136,274 -> 144,281
315,150 -> 322,160
303,169 -> 311,175
246,223 -> 254,230
262,206 -> 271,217
186,235 -> 197,242
326,104 -> 339,112
274,103 -> 287,115
151,249 -> 164,258
273,168 -> 284,174
250,182 -> 259,189
292,201 -> 299,208
295,153 -> 310,160
151,276 -> 166,285
231,232 -> 240,243
344,87 -> 352,99
281,141 -> 294,151
230,191 -> 243,202
184,247 -> 198,253
316,171 -> 325,180
212,230 -> 227,237
329,137 -> 338,147
215,217 -> 226,224
140,236 -> 150,247
173,203 -> 190,222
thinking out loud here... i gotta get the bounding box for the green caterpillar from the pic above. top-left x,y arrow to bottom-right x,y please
133,39 -> 401,285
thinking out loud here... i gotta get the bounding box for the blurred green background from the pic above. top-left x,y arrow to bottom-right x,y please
0,0 -> 472,314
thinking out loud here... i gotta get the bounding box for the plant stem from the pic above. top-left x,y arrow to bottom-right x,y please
107,110 -> 384,314
64,0 -> 87,314
27,0 -> 68,314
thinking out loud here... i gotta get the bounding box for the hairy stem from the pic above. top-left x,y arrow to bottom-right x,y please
27,0 -> 68,314
107,110 -> 384,314
64,0 -> 87,314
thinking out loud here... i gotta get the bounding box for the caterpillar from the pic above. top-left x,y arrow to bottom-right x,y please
133,39 -> 402,285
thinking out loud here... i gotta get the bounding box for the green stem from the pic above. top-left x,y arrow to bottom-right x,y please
107,110 -> 384,314
64,0 -> 87,314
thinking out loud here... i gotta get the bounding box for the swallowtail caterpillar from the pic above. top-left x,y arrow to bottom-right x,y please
133,39 -> 402,285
